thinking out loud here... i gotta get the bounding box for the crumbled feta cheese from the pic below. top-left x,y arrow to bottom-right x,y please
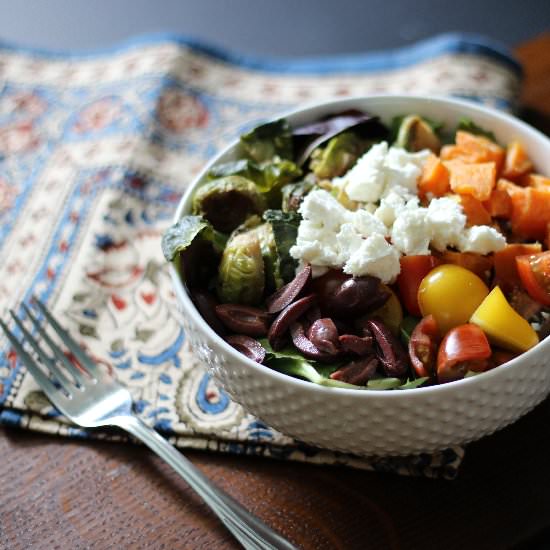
337,142 -> 388,203
336,223 -> 364,262
458,225 -> 507,254
391,209 -> 432,256
426,197 -> 466,251
299,189 -> 350,232
375,186 -> 418,227
343,234 -> 401,282
351,209 -> 388,237
335,142 -> 430,204
384,147 -> 431,193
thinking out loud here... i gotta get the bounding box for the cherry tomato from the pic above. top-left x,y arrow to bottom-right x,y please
408,315 -> 440,378
437,324 -> 492,383
418,264 -> 489,335
396,255 -> 439,316
516,251 -> 550,306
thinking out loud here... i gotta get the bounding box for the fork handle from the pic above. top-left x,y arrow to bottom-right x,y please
114,415 -> 297,550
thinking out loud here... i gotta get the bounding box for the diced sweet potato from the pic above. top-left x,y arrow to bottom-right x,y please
509,186 -> 550,240
455,131 -> 505,173
459,194 -> 492,226
521,173 -> 550,188
502,140 -> 533,181
440,144 -> 486,164
494,243 -> 543,293
446,160 -> 496,201
483,187 -> 512,218
497,178 -> 524,198
418,154 -> 450,198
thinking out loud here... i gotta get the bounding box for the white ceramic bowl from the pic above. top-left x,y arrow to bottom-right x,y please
170,95 -> 550,456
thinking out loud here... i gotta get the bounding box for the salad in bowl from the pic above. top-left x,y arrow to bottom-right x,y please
163,96 -> 550,455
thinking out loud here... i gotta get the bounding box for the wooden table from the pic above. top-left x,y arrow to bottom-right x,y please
2,34 -> 550,550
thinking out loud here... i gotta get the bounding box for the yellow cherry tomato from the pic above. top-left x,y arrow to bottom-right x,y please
418,264 -> 489,335
470,286 -> 539,352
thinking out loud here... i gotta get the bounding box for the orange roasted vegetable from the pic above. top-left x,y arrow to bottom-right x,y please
446,160 -> 496,201
502,140 -> 533,181
509,186 -> 550,241
418,154 -> 450,198
455,130 -> 505,173
483,187 -> 512,218
440,144 -> 486,164
459,194 -> 492,226
521,173 -> 550,188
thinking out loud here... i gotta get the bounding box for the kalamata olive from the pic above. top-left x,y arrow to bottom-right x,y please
290,321 -> 337,362
366,318 -> 409,377
338,334 -> 373,356
329,356 -> 379,385
311,270 -> 390,317
307,318 -> 340,355
226,335 -> 266,364
215,304 -> 270,337
268,294 -> 317,350
191,290 -> 226,336
265,264 -> 312,314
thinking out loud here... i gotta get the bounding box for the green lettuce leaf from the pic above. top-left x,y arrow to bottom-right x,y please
240,118 -> 293,163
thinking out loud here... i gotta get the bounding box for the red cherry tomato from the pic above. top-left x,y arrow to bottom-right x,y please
436,324 -> 492,383
408,315 -> 440,378
516,251 -> 550,306
396,255 -> 439,316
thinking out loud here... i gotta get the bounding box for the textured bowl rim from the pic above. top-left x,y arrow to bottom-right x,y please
169,93 -> 550,399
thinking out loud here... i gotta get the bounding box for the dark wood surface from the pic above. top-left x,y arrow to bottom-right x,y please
2,34 -> 550,550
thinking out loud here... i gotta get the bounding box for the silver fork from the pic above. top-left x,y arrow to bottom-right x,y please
1,300 -> 297,550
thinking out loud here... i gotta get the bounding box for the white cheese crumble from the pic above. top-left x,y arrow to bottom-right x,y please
344,233 -> 401,281
333,142 -> 430,204
290,139 -> 507,283
458,225 -> 507,254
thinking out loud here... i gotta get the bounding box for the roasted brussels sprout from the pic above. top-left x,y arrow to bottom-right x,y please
207,158 -> 302,207
217,228 -> 265,305
192,175 -> 266,233
393,115 -> 441,153
309,132 -> 368,179
240,118 -> 293,163
251,221 -> 283,292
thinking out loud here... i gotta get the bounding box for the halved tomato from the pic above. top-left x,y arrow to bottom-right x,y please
516,251 -> 550,306
436,324 -> 492,383
408,315 -> 440,378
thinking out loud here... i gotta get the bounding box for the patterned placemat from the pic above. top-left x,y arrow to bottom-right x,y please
0,33 -> 521,479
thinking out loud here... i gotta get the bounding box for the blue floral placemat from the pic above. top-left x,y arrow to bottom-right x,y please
0,33 -> 521,479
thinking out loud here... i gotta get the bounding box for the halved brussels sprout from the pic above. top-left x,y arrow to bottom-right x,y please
309,132 -> 368,179
251,221 -> 284,292
394,115 -> 441,153
208,158 -> 302,205
217,228 -> 265,305
192,175 -> 266,233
